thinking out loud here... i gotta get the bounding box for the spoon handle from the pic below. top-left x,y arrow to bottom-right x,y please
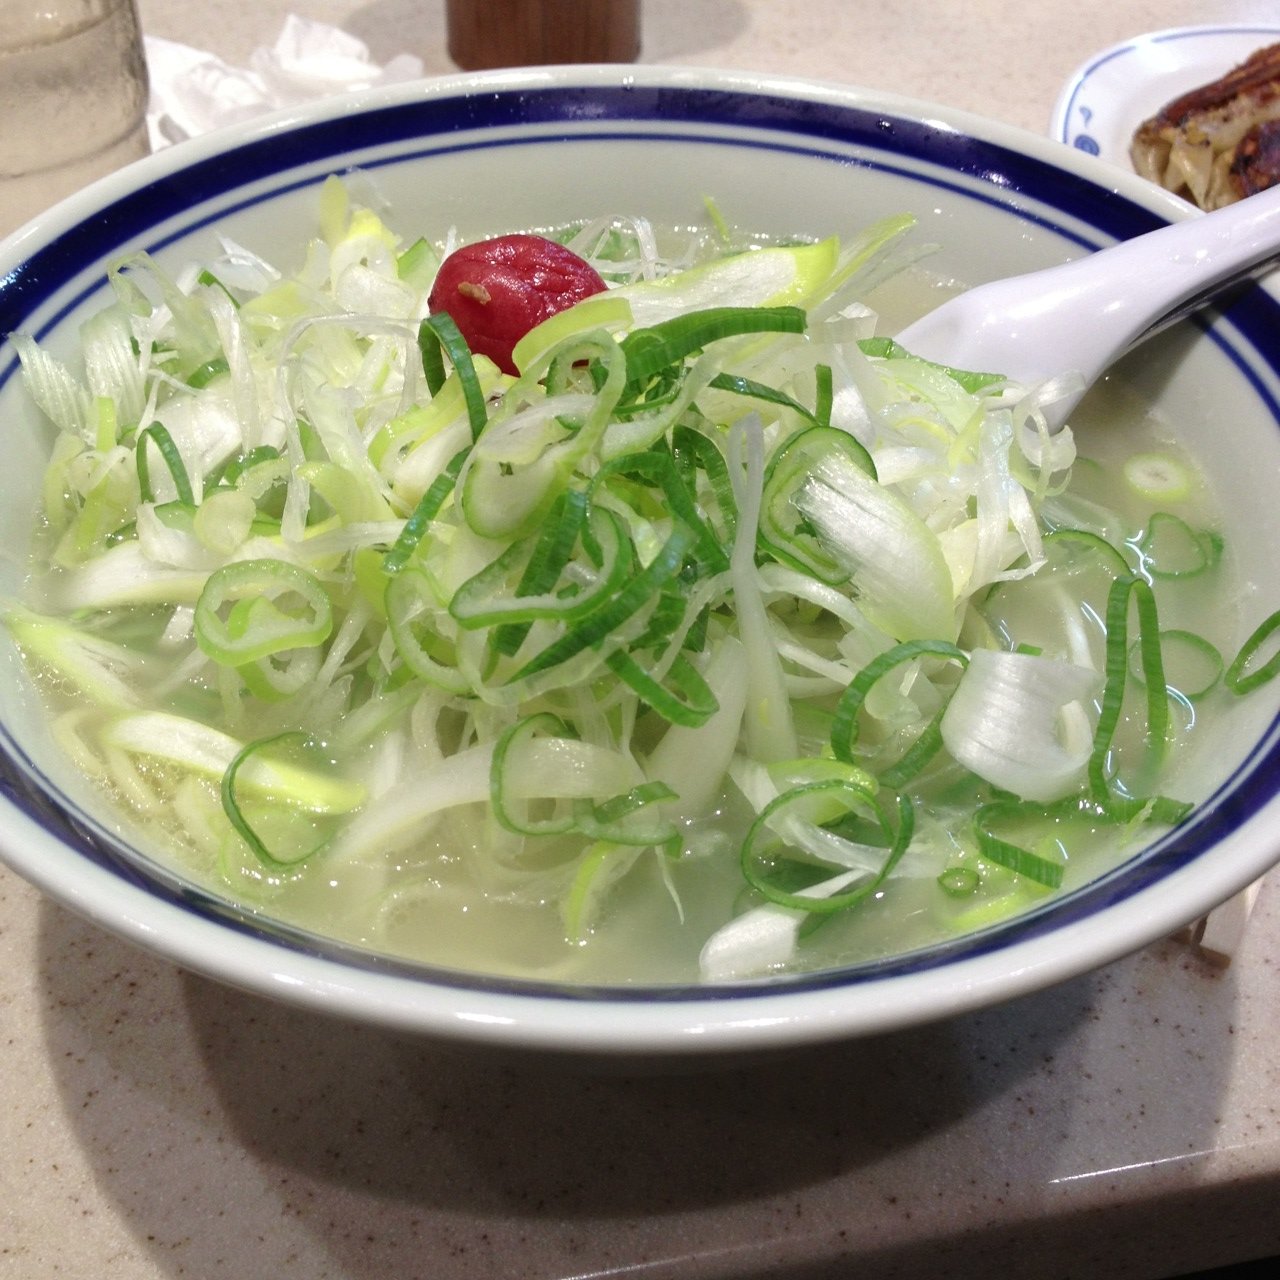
896,183 -> 1280,427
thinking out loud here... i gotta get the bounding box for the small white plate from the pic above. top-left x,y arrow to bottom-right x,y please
1051,24 -> 1280,173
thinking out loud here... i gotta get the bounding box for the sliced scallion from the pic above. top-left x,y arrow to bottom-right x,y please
382,446 -> 470,575
490,713 -> 579,836
419,312 -> 487,438
1088,575 -> 1168,803
507,524 -> 694,684
973,800 -> 1065,889
621,305 -> 806,385
1123,451 -> 1194,504
740,782 -> 913,914
858,335 -> 1002,394
604,648 -> 720,727
221,731 -> 342,868
1136,512 -> 1222,579
187,356 -> 229,389
830,639 -> 969,768
1129,628 -> 1223,702
194,559 -> 333,666
759,424 -> 877,583
135,422 -> 195,506
937,865 -> 980,897
1225,608 -> 1280,695
384,566 -> 471,694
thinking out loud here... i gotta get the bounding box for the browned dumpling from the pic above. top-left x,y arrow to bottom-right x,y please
1131,42 -> 1280,209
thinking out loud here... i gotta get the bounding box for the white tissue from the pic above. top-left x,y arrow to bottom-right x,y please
145,14 -> 425,149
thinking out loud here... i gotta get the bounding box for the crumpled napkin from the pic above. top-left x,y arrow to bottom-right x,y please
145,14 -> 425,149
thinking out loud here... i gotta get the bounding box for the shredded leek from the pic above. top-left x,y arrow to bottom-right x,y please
3,181 -> 1272,985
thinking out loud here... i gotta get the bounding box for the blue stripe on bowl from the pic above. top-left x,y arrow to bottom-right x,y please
3,81 -> 1280,1005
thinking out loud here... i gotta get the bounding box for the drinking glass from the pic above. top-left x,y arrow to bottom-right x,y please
0,0 -> 150,238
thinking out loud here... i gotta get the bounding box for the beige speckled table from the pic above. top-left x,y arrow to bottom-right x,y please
3,3 -> 1280,1277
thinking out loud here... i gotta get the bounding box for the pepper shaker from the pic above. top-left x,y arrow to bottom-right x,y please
446,0 -> 640,71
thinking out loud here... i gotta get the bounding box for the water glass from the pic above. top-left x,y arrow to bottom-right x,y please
0,0 -> 150,238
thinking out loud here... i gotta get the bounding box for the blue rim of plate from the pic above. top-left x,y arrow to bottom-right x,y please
3,80 -> 1279,1006
1053,24 -> 1280,157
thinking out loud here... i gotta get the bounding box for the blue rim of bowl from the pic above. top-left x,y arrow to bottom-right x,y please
3,79 -> 1279,1007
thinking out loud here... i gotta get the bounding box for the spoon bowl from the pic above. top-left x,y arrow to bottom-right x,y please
895,183 -> 1280,430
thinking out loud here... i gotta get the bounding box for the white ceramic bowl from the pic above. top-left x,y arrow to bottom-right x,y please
2,66 -> 1278,1057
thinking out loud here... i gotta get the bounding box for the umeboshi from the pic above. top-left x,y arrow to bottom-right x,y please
427,234 -> 608,376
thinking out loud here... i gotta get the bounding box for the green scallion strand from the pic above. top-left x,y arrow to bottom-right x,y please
220,731 -> 332,869
671,423 -> 738,543
382,446 -> 470,575
604,649 -> 719,727
1088,575 -> 1168,803
627,590 -> 689,652
187,356 -> 229,389
589,449 -> 729,574
1129,629 -> 1224,702
709,370 -> 824,427
194,558 -> 333,667
814,363 -> 834,428
830,639 -> 969,767
489,489 -> 590,656
574,783 -> 680,853
1137,512 -> 1223,580
209,444 -> 282,490
1225,608 -> 1280,695
489,712 -> 578,836
857,336 -> 1003,395
937,865 -> 981,897
418,312 -> 487,438
196,269 -> 239,307
507,525 -> 694,684
740,784 -> 914,915
135,422 -> 195,506
620,305 -> 806,386
972,800 -> 1065,889
591,780 -> 678,827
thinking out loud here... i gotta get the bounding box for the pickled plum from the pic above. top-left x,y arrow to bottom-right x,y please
427,234 -> 608,375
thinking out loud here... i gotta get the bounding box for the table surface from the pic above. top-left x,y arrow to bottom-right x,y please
4,2 -> 1280,1278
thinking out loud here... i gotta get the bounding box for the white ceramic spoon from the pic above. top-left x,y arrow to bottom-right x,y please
895,183 -> 1280,431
